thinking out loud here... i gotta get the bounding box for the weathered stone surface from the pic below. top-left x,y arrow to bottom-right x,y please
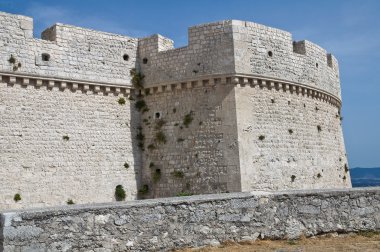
0,10 -> 350,210
1,188 -> 379,251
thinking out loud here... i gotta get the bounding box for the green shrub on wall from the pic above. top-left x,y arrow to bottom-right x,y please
115,185 -> 126,201
14,193 -> 21,202
67,199 -> 75,205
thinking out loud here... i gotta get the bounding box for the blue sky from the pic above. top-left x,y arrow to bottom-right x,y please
1,0 -> 379,168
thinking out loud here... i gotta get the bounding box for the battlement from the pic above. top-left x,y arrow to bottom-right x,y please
137,20 -> 341,98
0,12 -> 341,98
0,12 -> 137,86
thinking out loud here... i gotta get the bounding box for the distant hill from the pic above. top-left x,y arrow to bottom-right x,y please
350,167 -> 380,187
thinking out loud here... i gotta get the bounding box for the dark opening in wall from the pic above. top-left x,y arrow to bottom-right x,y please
143,58 -> 148,64
42,53 -> 50,61
316,63 -> 319,68
155,112 -> 161,119
268,51 -> 273,57
123,54 -> 129,61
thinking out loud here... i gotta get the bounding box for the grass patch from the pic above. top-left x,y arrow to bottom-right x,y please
176,191 -> 192,197
358,231 -> 380,238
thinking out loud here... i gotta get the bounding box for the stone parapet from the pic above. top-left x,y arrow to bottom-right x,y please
1,188 -> 379,251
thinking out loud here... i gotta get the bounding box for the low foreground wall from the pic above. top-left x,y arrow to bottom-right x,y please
1,188 -> 379,251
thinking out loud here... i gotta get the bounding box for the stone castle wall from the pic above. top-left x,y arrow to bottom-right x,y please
0,12 -> 141,210
1,188 -> 379,251
0,76 -> 141,210
235,84 -> 350,191
137,21 -> 235,87
0,10 -> 351,210
136,20 -> 348,196
232,20 -> 341,98
0,12 -> 137,85
139,83 -> 240,197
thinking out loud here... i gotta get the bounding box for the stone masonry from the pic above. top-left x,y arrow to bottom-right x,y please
1,187 -> 379,251
0,11 -> 351,210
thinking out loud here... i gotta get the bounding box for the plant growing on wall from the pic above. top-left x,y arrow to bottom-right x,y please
155,131 -> 167,144
152,169 -> 161,183
130,68 -> 145,89
155,119 -> 166,130
176,191 -> 192,197
317,125 -> 322,132
115,185 -> 126,201
288,129 -> 293,134
138,184 -> 149,195
118,97 -> 126,105
8,55 -> 16,64
183,112 -> 194,128
62,135 -> 70,141
344,164 -> 349,173
67,199 -> 75,205
14,193 -> 21,202
8,55 -> 21,71
136,128 -> 145,150
291,175 -> 296,182
259,135 -> 265,141
135,100 -> 148,112
124,162 -> 129,169
172,170 -> 184,178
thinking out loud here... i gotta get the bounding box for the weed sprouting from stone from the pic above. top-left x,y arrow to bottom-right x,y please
183,112 -> 194,128
67,199 -> 75,205
172,170 -> 184,178
115,185 -> 126,201
14,193 -> 21,202
155,131 -> 167,144
118,97 -> 126,105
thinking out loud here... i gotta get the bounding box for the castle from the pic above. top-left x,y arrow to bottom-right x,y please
0,11 -> 351,210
